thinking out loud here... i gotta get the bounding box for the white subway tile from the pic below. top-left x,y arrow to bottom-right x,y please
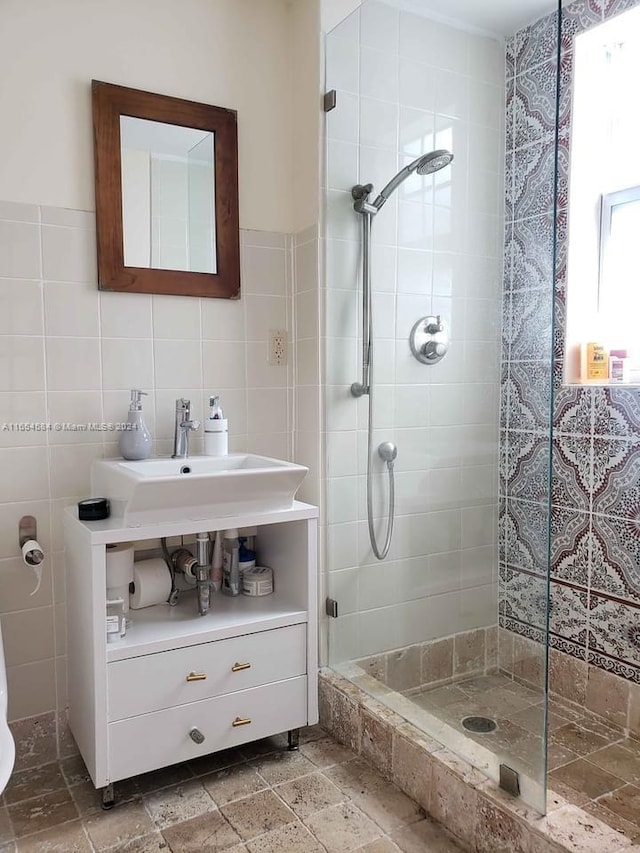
152,294 -> 201,340
7,658 -> 56,720
242,245 -> 287,296
100,338 -> 153,391
0,201 -> 39,223
0,221 -> 41,279
326,91 -> 359,144
0,279 -> 43,335
1,607 -> 54,666
245,295 -> 288,342
0,556 -> 52,613
0,446 -> 50,502
0,337 -> 45,392
360,98 -> 399,150
361,47 -> 398,103
201,297 -> 245,342
361,1 -> 399,51
328,140 -> 359,193
0,392 -> 47,447
326,32 -> 360,94
44,281 -> 99,337
49,444 -> 104,500
247,388 -> 289,435
154,339 -> 202,390
100,291 -> 153,338
202,341 -> 246,390
399,59 -> 436,112
46,392 -> 104,445
42,225 -> 96,283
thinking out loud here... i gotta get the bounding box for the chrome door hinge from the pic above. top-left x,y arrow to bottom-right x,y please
325,597 -> 339,618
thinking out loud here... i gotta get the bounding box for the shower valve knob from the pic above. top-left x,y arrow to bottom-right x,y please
410,315 -> 449,366
422,341 -> 446,360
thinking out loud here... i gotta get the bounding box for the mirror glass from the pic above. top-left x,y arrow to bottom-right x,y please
120,117 -> 217,274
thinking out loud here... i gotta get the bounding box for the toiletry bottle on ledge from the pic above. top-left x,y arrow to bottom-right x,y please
222,528 -> 240,596
204,395 -> 228,456
120,389 -> 152,460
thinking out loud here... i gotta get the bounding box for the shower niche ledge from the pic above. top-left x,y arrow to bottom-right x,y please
64,501 -> 318,803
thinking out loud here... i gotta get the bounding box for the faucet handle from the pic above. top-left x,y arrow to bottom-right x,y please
176,397 -> 191,412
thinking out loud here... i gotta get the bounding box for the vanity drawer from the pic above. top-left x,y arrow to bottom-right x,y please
108,624 -> 306,721
108,675 -> 307,783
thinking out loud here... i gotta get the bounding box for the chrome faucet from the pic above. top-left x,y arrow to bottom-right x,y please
172,399 -> 200,459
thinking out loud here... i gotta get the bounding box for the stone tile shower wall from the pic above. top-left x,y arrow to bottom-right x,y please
500,0 -> 640,697
0,200 -> 294,762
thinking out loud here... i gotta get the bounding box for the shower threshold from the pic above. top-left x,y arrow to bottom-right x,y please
321,665 -> 636,852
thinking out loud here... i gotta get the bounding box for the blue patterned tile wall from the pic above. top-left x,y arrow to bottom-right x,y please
500,0 -> 640,684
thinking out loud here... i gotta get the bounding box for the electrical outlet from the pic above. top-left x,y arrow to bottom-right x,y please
269,329 -> 287,366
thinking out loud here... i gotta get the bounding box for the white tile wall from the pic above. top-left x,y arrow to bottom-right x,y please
0,203 -> 294,729
324,0 -> 504,662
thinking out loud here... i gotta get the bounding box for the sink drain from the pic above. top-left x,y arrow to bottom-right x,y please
462,716 -> 497,733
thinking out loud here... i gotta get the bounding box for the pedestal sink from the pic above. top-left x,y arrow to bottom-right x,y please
91,454 -> 309,526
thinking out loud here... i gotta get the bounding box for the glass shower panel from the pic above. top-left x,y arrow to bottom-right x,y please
324,0 -> 559,813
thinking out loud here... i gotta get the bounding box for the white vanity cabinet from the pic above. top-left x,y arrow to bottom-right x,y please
64,502 -> 318,797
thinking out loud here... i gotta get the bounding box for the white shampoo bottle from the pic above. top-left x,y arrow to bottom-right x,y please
204,395 -> 228,456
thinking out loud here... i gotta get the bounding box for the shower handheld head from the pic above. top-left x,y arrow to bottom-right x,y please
372,149 -> 454,211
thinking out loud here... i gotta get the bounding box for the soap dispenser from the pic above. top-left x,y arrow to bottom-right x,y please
119,389 -> 152,460
204,395 -> 228,456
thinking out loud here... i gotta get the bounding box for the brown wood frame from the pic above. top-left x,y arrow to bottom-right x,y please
92,80 -> 240,298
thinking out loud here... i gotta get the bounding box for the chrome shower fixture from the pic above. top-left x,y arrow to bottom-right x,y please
350,148 -> 453,561
352,149 -> 454,214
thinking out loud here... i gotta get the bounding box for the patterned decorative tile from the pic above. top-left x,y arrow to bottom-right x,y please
592,436 -> 640,514
509,289 -> 553,361
505,77 -> 515,151
511,213 -> 555,291
504,151 -> 514,224
549,632 -> 587,660
601,0 -> 640,17
593,388 -> 640,438
513,130 -> 569,221
561,0 -> 603,47
590,515 -> 640,604
550,509 -> 590,585
589,593 -> 640,673
498,503 -> 507,563
508,360 -> 552,433
552,434 -> 591,510
499,367 -> 510,432
549,581 -> 588,648
554,386 -> 591,435
500,565 -> 548,630
507,431 -> 551,503
505,498 -> 550,574
514,54 -> 572,149
517,10 -> 560,73
587,648 -> 640,684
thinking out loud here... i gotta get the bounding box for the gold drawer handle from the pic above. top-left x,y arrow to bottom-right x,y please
231,662 -> 251,672
186,672 -> 207,682
232,716 -> 252,727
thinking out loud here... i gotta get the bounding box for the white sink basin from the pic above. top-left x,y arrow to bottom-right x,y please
91,454 -> 309,526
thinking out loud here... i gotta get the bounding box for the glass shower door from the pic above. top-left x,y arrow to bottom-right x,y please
323,0 -> 560,813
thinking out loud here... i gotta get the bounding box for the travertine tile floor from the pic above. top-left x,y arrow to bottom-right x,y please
0,726 -> 464,852
415,671 -> 640,842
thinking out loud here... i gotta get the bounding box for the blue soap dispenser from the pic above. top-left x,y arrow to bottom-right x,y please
119,389 -> 152,460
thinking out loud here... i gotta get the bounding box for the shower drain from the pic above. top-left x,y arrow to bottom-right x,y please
462,716 -> 497,733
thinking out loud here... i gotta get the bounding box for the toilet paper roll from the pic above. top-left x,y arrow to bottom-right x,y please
107,584 -> 130,613
106,543 -> 134,588
129,559 -> 172,609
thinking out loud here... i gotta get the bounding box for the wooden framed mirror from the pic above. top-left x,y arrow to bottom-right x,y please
92,80 -> 240,298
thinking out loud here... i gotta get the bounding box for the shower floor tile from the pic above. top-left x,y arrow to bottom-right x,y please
411,671 -> 640,841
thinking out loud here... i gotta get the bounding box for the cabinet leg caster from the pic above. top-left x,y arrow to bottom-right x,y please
102,783 -> 115,810
287,728 -> 300,751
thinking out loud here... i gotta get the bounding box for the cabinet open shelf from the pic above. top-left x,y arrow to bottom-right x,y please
108,591 -> 307,661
